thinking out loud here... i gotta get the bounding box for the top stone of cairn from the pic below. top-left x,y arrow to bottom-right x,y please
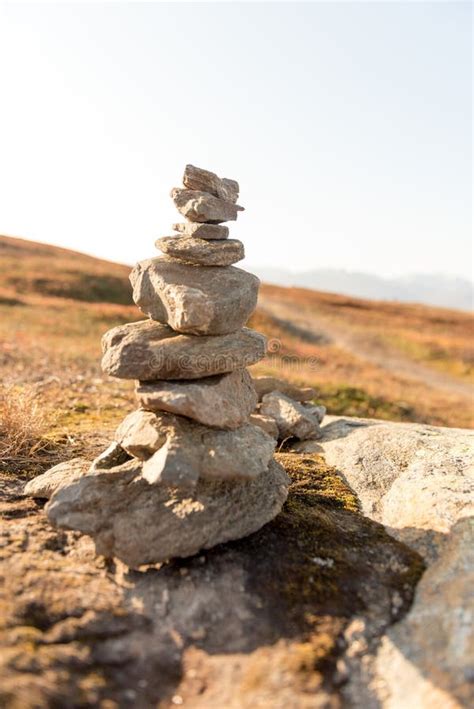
171,165 -> 244,224
183,164 -> 240,203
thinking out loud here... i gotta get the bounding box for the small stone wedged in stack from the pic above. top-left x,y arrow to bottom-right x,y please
250,376 -> 326,443
26,164 -> 290,568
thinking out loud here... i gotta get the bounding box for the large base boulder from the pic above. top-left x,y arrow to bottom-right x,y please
45,458 -> 290,569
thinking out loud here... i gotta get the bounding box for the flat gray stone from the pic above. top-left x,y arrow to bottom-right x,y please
136,369 -> 257,429
115,409 -> 276,487
173,223 -> 229,240
46,458 -> 289,568
24,459 -> 91,499
171,188 -> 243,223
260,391 -> 322,441
101,320 -> 267,381
252,376 -> 316,402
182,164 -> 239,203
156,237 -> 244,267
130,258 -> 259,335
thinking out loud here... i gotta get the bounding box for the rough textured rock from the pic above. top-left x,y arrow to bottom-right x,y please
182,164 -> 239,203
317,416 -> 474,709
130,258 -> 259,335
318,417 -> 474,547
23,459 -> 91,499
260,391 -> 322,441
136,369 -> 257,429
90,441 -> 131,470
375,517 -> 473,709
171,188 -> 243,223
173,222 -> 229,239
115,410 -> 276,487
102,320 -> 266,381
250,413 -> 279,439
156,236 -> 244,266
5,453 -> 423,707
46,458 -> 289,567
252,376 -> 316,402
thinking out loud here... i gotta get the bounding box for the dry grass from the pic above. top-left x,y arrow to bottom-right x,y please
0,233 -> 472,449
0,384 -> 67,474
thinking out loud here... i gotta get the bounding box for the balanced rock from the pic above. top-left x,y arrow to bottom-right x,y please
182,164 -> 239,203
171,188 -> 243,223
156,236 -> 244,267
102,320 -> 266,381
252,376 -> 316,402
130,258 -> 258,335
136,369 -> 257,429
260,391 -> 322,441
115,409 -> 276,487
46,458 -> 289,568
173,223 -> 229,240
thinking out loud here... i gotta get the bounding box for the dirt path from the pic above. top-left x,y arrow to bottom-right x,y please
259,295 -> 474,400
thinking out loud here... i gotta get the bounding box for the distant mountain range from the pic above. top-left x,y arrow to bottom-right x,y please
251,267 -> 473,312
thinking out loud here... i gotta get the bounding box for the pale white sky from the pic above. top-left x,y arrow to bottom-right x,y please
0,1 -> 472,279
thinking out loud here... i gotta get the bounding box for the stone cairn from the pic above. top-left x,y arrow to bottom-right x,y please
26,165 -> 294,569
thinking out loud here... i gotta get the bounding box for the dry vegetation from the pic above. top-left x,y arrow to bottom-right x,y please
0,234 -> 472,475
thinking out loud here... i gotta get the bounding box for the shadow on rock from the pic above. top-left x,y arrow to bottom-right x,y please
0,454 -> 425,708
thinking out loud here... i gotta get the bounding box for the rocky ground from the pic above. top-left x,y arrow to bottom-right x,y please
1,417 -> 472,708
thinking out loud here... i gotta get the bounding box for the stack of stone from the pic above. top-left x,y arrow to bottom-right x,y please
26,165 -> 289,569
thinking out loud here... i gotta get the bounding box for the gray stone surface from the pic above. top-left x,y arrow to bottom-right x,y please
23,459 -> 90,500
317,416 -> 474,709
173,222 -> 229,239
115,409 -> 276,487
130,258 -> 259,335
46,458 -> 289,568
136,369 -> 257,429
182,164 -> 239,203
171,188 -> 243,223
318,417 -> 474,544
260,391 -> 322,441
252,376 -> 316,402
156,236 -> 244,266
101,320 -> 266,381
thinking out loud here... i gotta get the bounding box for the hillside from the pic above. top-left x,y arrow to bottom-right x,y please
1,234 -> 473,452
253,266 -> 473,311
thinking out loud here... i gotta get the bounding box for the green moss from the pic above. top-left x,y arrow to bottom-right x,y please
315,383 -> 416,421
276,452 -> 359,513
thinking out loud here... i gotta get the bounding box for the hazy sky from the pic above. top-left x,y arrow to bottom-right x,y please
0,1 -> 472,279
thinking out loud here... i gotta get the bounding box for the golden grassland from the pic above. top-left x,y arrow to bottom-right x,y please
1,233 -> 472,473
